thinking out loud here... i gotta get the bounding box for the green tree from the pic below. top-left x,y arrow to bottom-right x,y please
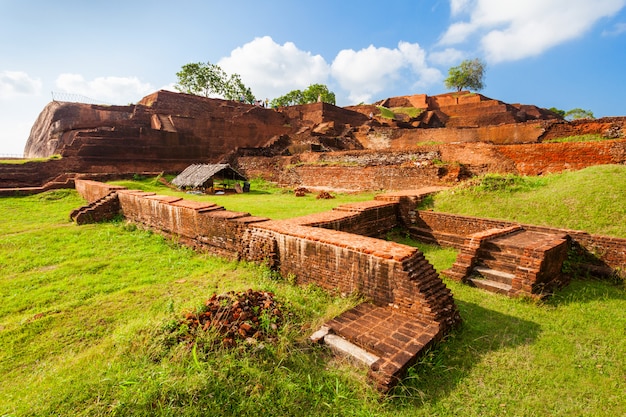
224,73 -> 255,103
548,107 -> 566,118
175,62 -> 254,102
270,83 -> 336,107
175,62 -> 227,97
302,84 -> 336,105
564,108 -> 595,120
444,58 -> 486,92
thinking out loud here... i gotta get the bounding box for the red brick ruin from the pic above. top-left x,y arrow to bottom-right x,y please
4,90 -> 626,391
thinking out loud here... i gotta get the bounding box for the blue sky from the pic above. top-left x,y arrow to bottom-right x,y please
1,0 -> 626,155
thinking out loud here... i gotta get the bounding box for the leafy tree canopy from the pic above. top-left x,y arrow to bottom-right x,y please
548,107 -> 566,118
175,62 -> 254,103
564,108 -> 595,121
444,58 -> 486,92
270,83 -> 336,107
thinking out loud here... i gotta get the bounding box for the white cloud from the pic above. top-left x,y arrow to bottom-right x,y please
429,48 -> 467,66
218,36 -> 330,100
441,0 -> 626,62
450,0 -> 472,15
159,82 -> 178,92
602,22 -> 626,36
0,71 -> 42,99
331,41 -> 442,104
55,74 -> 153,104
0,120 -> 32,156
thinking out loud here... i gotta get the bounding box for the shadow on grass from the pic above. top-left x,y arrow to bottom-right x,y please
387,299 -> 541,407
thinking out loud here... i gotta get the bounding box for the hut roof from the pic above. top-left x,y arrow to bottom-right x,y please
171,164 -> 247,188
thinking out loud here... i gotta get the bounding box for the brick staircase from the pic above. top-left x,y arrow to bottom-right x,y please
445,228 -> 569,298
156,114 -> 177,132
70,191 -> 120,224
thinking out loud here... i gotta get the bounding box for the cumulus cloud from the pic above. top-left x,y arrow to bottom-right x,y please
0,71 -> 42,99
331,41 -> 442,104
449,0 -> 472,15
441,0 -> 626,62
218,36 -> 330,101
55,74 -> 153,104
429,48 -> 467,66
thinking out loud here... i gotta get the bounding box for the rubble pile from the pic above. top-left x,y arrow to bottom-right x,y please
316,191 -> 335,199
294,186 -> 309,197
180,289 -> 285,347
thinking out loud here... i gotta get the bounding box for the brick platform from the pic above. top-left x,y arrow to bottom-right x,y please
444,228 -> 569,297
322,303 -> 440,391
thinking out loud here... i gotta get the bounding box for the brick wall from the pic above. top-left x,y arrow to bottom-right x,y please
496,140 -> 626,175
411,210 -> 626,275
279,200 -> 399,238
237,156 -> 452,191
74,180 -> 459,333
75,179 -> 126,203
116,190 -> 264,260
245,220 -> 458,330
237,140 -> 626,192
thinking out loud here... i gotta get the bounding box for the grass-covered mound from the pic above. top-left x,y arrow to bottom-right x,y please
422,165 -> 626,238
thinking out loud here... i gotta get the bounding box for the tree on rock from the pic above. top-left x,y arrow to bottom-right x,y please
549,107 -> 566,118
302,84 -> 336,105
444,58 -> 486,92
271,83 -> 336,107
223,73 -> 254,103
564,108 -> 595,120
175,62 -> 254,103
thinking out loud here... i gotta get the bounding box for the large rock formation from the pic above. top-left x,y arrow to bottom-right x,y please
6,89 -> 624,191
24,90 -> 560,162
25,90 -> 292,162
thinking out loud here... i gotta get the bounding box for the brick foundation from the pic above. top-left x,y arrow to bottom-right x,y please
411,210 -> 626,277
72,180 -> 460,392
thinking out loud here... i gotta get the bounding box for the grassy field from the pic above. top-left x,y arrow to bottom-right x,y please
109,177 -> 376,220
0,155 -> 62,164
422,165 -> 626,238
1,168 -> 625,416
542,134 -> 606,143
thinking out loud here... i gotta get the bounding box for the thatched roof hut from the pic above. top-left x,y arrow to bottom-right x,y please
171,164 -> 248,191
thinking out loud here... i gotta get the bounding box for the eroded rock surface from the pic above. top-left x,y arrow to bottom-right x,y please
8,90 -> 626,190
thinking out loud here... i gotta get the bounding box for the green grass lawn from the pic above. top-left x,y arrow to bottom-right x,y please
0,154 -> 61,164
109,177 -> 376,220
1,169 -> 625,416
543,134 -> 606,143
423,165 -> 626,238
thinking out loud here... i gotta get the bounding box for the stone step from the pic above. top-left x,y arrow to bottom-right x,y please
481,241 -> 526,257
468,276 -> 512,295
310,326 -> 380,368
477,258 -> 518,275
473,265 -> 515,285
